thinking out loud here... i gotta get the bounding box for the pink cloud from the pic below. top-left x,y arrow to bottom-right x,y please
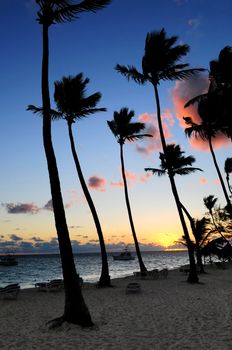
172,75 -> 230,151
111,170 -> 152,188
88,176 -> 106,192
199,177 -> 208,185
110,181 -> 124,187
136,110 -> 174,156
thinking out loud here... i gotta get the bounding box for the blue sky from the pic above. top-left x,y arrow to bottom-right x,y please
0,0 -> 231,254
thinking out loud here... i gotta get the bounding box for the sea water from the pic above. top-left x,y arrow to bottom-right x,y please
0,251 -> 189,289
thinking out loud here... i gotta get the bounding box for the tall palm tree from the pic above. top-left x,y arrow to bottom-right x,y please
107,108 -> 151,273
116,28 -> 204,283
53,73 -> 111,287
29,0 -> 111,327
145,144 -> 202,272
224,158 -> 232,195
183,104 -> 232,212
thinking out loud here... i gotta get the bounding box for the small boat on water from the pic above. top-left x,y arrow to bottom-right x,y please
113,247 -> 135,261
0,255 -> 18,266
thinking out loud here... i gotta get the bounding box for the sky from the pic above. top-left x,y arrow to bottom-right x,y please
0,0 -> 232,254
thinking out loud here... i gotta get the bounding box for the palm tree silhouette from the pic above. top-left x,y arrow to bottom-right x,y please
107,108 -> 151,273
29,0 -> 111,327
184,104 -> 232,211
53,74 -> 111,287
145,143 -> 202,274
116,28 -> 204,283
224,158 -> 232,195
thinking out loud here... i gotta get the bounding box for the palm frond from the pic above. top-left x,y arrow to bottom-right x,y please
27,104 -> 43,115
53,0 -> 111,23
144,167 -> 166,176
126,134 -> 152,142
160,68 -> 205,81
184,93 -> 208,108
115,64 -> 147,84
174,167 -> 203,175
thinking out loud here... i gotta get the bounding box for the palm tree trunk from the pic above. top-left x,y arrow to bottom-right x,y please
208,135 -> 232,212
180,203 -> 205,273
41,24 -> 93,326
120,143 -> 147,273
67,122 -> 111,287
153,84 -> 198,283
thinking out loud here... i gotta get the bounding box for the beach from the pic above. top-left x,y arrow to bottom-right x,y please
0,264 -> 232,350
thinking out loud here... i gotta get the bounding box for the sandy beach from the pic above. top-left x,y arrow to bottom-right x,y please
0,263 -> 232,350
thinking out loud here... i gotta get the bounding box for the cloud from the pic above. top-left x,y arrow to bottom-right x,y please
31,236 -> 44,242
88,176 -> 106,192
187,17 -> 201,30
136,110 -> 174,155
3,202 -> 40,214
199,177 -> 208,185
172,76 -> 230,151
9,234 -> 22,241
111,170 -> 152,188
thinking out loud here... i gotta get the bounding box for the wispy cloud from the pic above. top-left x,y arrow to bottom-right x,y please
111,170 -> 152,188
3,202 -> 40,214
88,176 -> 106,192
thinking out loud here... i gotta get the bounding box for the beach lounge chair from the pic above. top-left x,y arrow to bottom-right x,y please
126,282 -> 141,294
35,282 -> 48,291
46,279 -> 64,292
0,283 -> 20,300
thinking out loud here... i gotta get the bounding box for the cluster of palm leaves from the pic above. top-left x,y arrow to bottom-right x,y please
29,1 -> 232,327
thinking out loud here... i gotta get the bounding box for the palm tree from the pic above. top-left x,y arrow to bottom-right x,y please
116,28 -> 204,283
224,158 -> 232,195
53,73 -> 111,287
29,0 -> 111,327
145,144 -> 202,272
107,108 -> 151,273
183,105 -> 232,212
203,195 -> 229,242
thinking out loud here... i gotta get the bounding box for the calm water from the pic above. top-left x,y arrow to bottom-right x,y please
0,251 -> 189,289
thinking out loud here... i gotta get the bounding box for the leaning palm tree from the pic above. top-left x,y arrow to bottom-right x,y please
145,144 -> 202,274
107,108 -> 151,273
224,157 -> 232,195
116,28 -> 204,283
53,73 -> 111,287
29,0 -> 111,327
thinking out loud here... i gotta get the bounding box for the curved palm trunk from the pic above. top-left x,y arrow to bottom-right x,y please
180,203 -> 205,273
208,136 -> 232,213
41,24 -> 93,326
225,173 -> 232,195
154,84 -> 198,283
120,143 -> 147,273
67,122 -> 111,287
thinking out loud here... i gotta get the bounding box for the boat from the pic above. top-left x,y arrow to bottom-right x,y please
113,247 -> 135,261
0,255 -> 18,266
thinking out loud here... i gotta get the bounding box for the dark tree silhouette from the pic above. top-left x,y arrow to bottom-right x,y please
116,28 -> 204,283
107,107 -> 151,273
184,109 -> 232,212
53,74 -> 111,287
224,158 -> 232,195
28,0 -> 111,327
145,144 -> 203,273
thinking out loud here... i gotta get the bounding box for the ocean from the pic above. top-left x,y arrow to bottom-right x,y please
0,250 -> 189,289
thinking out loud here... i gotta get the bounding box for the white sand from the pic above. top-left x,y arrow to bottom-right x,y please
1,264 -> 232,350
